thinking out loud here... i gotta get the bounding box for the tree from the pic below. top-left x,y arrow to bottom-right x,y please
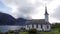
51,23 -> 60,28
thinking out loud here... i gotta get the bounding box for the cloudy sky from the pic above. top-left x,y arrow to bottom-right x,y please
0,0 -> 60,23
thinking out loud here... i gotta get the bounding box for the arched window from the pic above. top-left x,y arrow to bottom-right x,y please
36,24 -> 38,28
27,25 -> 29,28
32,24 -> 34,28
41,25 -> 42,28
47,25 -> 49,29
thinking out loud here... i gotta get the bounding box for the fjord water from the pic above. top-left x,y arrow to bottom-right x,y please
0,26 -> 20,32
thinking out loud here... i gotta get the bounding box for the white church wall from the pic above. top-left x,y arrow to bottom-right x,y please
25,24 -> 51,31
42,25 -> 46,31
42,25 -> 51,31
25,25 -> 29,30
45,15 -> 49,22
46,25 -> 51,31
49,25 -> 51,30
34,24 -> 36,29
37,24 -> 42,31
25,24 -> 32,30
29,24 -> 32,29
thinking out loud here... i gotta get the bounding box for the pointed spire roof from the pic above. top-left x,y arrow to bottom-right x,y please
45,5 -> 49,15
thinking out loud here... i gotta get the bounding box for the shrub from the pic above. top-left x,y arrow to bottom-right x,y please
0,30 -> 4,34
19,28 -> 26,32
59,30 -> 60,32
28,29 -> 38,34
8,30 -> 14,33
6,30 -> 15,34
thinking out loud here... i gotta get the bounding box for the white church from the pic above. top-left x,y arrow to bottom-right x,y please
19,6 -> 51,31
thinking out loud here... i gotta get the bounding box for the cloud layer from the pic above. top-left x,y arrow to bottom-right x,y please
51,5 -> 60,20
1,0 -> 53,19
1,0 -> 60,23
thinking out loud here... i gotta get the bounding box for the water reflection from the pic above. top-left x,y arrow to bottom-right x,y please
0,26 -> 20,32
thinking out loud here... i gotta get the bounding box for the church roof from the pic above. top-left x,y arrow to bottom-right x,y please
25,19 -> 50,25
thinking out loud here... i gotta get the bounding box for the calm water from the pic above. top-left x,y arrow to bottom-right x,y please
0,26 -> 21,32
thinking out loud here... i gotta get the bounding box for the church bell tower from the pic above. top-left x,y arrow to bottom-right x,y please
45,6 -> 49,22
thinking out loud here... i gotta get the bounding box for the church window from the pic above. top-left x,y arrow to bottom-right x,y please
47,25 -> 49,29
36,24 -> 38,28
32,24 -> 34,28
27,25 -> 29,28
41,25 -> 42,28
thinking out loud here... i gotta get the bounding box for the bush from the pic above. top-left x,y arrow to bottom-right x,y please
0,30 -> 4,34
19,28 -> 26,32
59,30 -> 60,32
8,30 -> 14,33
6,30 -> 15,34
28,29 -> 38,34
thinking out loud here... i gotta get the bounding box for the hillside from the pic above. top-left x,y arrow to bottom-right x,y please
0,12 -> 17,25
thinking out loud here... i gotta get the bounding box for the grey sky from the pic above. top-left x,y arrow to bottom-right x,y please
0,0 -> 60,23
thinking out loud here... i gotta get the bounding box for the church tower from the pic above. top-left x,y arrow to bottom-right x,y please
45,6 -> 49,22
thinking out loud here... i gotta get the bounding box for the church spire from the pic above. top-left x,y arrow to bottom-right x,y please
45,5 -> 49,15
44,5 -> 49,22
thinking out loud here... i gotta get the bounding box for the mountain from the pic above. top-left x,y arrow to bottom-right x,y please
0,12 -> 17,25
16,18 -> 27,25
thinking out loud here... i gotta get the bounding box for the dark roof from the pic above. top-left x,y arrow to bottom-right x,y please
26,19 -> 50,25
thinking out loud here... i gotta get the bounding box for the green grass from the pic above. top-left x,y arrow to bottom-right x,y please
41,32 -> 60,34
19,32 -> 28,34
40,28 -> 60,34
4,28 -> 60,34
18,28 -> 60,34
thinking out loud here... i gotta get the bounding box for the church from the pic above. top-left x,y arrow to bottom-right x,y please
24,6 -> 51,31
0,6 -> 51,32
16,6 -> 51,31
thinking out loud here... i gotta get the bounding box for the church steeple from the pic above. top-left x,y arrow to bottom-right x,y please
45,6 -> 49,15
44,5 -> 49,22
